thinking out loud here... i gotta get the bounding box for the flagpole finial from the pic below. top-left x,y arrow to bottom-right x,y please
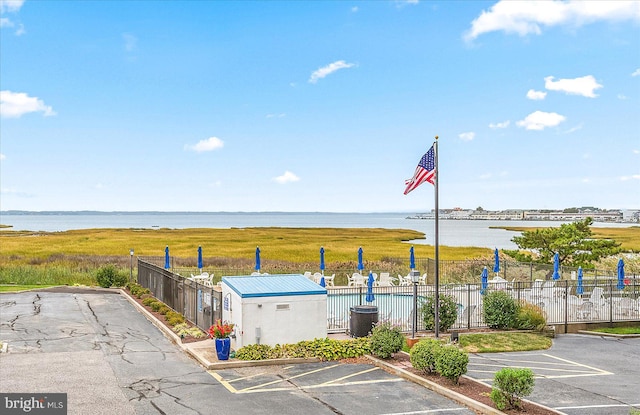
435,135 -> 439,140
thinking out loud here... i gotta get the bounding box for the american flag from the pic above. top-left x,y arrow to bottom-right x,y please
404,145 -> 436,195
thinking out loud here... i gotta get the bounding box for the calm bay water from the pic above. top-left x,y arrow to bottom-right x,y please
0,212 -> 634,249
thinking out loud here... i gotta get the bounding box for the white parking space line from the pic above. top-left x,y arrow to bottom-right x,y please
468,353 -> 612,382
382,409 -> 469,414
208,364 -> 403,394
555,403 -> 640,411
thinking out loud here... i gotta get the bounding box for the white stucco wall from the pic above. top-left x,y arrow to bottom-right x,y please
221,282 -> 326,349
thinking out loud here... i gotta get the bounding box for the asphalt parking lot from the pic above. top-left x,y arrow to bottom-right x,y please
0,290 -> 475,415
465,334 -> 640,415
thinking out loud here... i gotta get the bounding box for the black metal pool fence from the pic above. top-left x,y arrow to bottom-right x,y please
137,257 -> 639,334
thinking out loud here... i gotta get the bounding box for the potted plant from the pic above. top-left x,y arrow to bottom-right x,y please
208,320 -> 235,361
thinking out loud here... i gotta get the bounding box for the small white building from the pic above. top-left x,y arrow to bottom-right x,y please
221,274 -> 327,349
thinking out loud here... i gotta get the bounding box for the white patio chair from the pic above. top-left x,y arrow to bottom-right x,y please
576,300 -> 595,320
419,273 -> 428,285
303,271 -> 313,280
397,274 -> 411,286
378,272 -> 395,287
323,274 -> 335,287
616,297 -> 637,317
348,273 -> 365,287
313,272 -> 323,284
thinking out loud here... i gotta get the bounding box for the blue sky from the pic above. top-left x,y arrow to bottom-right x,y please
1,0 -> 639,212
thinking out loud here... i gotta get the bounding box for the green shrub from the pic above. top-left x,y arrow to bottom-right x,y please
157,305 -> 171,315
165,311 -> 184,325
435,346 -> 468,384
111,273 -> 128,287
483,291 -> 519,329
234,337 -> 371,361
409,339 -> 443,374
173,323 -> 206,339
96,265 -> 119,288
142,297 -> 157,307
150,301 -> 164,312
489,367 -> 535,410
516,301 -> 547,331
420,294 -> 458,332
369,322 -> 405,359
235,344 -> 276,360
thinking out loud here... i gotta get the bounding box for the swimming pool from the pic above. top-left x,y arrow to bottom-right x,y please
327,291 -> 426,331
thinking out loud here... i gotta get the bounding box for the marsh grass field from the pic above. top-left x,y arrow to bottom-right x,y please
1,226 -> 638,287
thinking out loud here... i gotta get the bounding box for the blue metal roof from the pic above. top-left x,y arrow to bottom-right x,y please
222,274 -> 327,298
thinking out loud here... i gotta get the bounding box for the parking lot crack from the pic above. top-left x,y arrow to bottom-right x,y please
277,374 -> 344,414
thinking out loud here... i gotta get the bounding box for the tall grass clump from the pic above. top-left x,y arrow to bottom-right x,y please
0,265 -> 97,286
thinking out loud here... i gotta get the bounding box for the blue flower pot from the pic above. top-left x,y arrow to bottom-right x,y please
215,337 -> 231,361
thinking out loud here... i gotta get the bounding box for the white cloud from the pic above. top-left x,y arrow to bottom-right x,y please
0,90 -> 56,118
516,110 -> 566,130
526,89 -> 547,100
309,60 -> 355,84
632,69 -> 640,77
0,153 -> 5,160
544,75 -> 602,97
464,0 -> 640,41
489,120 -> 510,129
0,0 -> 25,33
351,6 -> 358,13
479,173 -> 492,179
0,0 -> 25,13
266,113 -> 286,118
122,33 -> 137,52
633,149 -> 640,154
617,94 -> 628,100
458,132 -> 475,141
619,174 -> 640,181
273,171 -> 300,184
185,136 -> 224,153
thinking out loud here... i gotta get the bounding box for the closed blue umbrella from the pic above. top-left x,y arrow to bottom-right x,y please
319,275 -> 326,287
493,248 -> 500,274
481,267 -> 488,295
164,246 -> 170,269
197,246 -> 203,271
357,247 -> 364,273
409,246 -> 415,270
576,267 -> 584,296
255,246 -> 261,272
366,271 -> 375,303
320,247 -> 325,274
552,253 -> 560,280
617,259 -> 625,290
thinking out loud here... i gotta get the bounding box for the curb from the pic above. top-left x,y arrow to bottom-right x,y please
577,330 -> 640,338
365,354 -> 507,415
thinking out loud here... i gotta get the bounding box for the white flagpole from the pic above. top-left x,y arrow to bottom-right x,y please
433,136 -> 440,338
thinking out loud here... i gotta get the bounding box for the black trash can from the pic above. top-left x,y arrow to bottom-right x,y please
350,305 -> 379,338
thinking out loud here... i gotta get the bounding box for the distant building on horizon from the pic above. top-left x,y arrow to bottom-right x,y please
407,207 -> 639,223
